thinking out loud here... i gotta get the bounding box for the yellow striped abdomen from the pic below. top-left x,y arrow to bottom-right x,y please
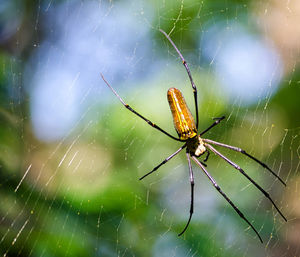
167,88 -> 197,140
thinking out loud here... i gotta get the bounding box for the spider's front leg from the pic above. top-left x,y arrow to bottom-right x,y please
200,116 -> 225,136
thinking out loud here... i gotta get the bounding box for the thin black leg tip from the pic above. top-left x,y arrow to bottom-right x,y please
139,173 -> 149,180
254,230 -> 263,244
274,176 -> 286,187
139,175 -> 146,181
242,150 -> 287,187
281,179 -> 287,187
213,116 -> 225,121
178,231 -> 184,237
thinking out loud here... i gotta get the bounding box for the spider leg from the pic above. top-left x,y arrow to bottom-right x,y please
192,156 -> 263,243
200,161 -> 207,167
178,152 -> 194,236
139,144 -> 186,180
199,116 -> 226,136
101,73 -> 185,142
159,29 -> 199,130
206,144 -> 287,222
203,150 -> 210,162
203,139 -> 286,186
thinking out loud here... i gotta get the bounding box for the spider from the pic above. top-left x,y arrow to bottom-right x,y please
101,29 -> 287,243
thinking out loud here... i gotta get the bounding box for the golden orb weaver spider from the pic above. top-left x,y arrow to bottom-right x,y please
101,29 -> 287,243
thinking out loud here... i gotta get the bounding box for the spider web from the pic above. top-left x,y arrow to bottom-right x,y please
0,0 -> 299,256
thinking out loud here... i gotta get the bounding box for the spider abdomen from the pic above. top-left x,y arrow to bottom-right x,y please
167,88 -> 197,140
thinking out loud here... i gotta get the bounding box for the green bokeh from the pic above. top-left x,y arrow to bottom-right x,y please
0,0 -> 299,256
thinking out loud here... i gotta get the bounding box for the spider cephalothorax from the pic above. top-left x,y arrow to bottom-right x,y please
186,136 -> 206,157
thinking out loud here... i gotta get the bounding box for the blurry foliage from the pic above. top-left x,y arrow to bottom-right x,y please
0,0 -> 299,256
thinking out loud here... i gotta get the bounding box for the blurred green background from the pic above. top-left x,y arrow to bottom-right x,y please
0,0 -> 299,256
